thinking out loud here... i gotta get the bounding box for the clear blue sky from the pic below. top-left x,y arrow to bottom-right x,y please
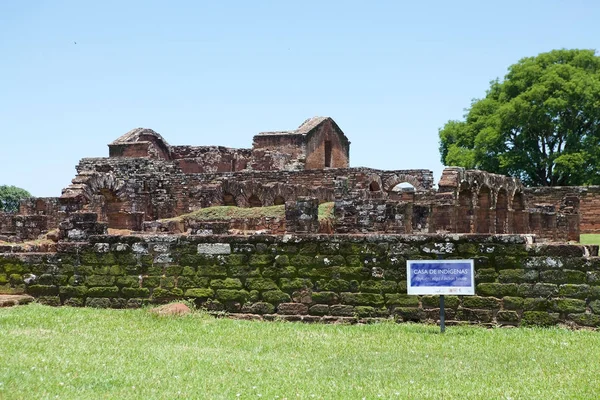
1,0 -> 599,196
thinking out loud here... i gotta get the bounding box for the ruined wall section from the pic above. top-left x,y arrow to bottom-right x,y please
303,117 -> 350,170
251,134 -> 307,171
3,233 -> 600,328
525,186 -> 600,234
170,146 -> 252,173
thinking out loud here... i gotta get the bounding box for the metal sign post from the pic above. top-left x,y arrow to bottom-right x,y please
439,294 -> 445,333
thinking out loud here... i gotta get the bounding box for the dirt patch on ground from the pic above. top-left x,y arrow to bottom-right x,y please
0,294 -> 34,307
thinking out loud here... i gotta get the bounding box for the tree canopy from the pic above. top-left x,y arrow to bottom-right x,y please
439,49 -> 600,186
0,185 -> 32,213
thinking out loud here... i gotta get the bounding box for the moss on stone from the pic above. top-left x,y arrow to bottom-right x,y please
85,297 -> 112,308
59,285 -> 88,297
0,274 -> 7,285
64,297 -> 84,307
228,265 -> 261,278
197,265 -> 228,277
160,276 -> 176,288
181,266 -> 196,276
476,283 -> 518,297
462,296 -> 501,309
248,254 -> 275,267
498,269 -> 538,283
87,286 -> 119,298
354,306 -> 376,317
530,283 -> 558,297
523,298 -> 549,311
165,265 -> 183,275
340,292 -> 384,306
552,299 -> 586,313
27,285 -> 59,296
152,287 -> 184,299
280,278 -> 312,291
502,296 -> 524,310
245,278 -> 278,291
567,313 -> 600,327
329,304 -> 354,316
115,276 -> 138,288
558,284 -> 590,299
419,295 -> 459,309
122,287 -> 150,298
521,311 -> 559,327
86,275 -> 116,287
475,268 -> 498,283
590,299 -> 600,314
394,307 -> 425,322
311,291 -> 339,304
261,264 -> 296,279
184,288 -> 214,298
309,304 -> 329,315
385,294 -> 419,307
274,255 -> 290,266
496,310 -> 519,322
210,278 -> 243,289
215,289 -> 249,302
243,302 -> 275,314
336,266 -> 367,280
261,290 -> 291,304
37,296 -> 61,306
359,280 -> 398,293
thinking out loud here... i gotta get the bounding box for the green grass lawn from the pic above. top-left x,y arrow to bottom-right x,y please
1,305 -> 599,399
580,234 -> 600,245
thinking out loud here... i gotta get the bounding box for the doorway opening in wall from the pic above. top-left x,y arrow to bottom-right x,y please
324,140 -> 332,167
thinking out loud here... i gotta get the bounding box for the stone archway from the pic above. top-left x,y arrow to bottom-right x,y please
496,189 -> 508,234
476,185 -> 491,233
457,183 -> 473,233
248,195 -> 262,208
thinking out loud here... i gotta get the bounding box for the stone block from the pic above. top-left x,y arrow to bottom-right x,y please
521,311 -> 559,327
210,278 -> 243,289
87,286 -> 120,298
329,304 -> 355,316
385,294 -> 419,307
197,243 -> 231,255
277,302 -> 308,315
184,288 -> 214,298
340,292 -> 384,306
496,310 -> 519,323
122,287 -> 150,298
461,296 -> 501,309
245,278 -> 279,291
309,304 -> 330,315
261,290 -> 291,304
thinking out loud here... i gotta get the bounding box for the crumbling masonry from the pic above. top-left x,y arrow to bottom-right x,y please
3,117 -> 600,327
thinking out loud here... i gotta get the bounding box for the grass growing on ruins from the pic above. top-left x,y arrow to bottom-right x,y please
580,234 -> 600,245
1,305 -> 600,400
164,202 -> 336,223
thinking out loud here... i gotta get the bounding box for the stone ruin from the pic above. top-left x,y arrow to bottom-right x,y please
0,116 -> 590,243
3,116 -> 600,328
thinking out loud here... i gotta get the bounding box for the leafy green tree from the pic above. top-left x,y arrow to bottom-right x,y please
439,49 -> 600,186
0,185 -> 32,213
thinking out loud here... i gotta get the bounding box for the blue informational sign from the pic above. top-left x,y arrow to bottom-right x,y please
406,259 -> 475,295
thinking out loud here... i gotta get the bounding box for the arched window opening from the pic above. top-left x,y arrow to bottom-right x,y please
389,182 -> 415,201
248,195 -> 262,208
369,181 -> 381,192
223,192 -> 236,206
496,189 -> 508,234
512,192 -> 526,233
457,187 -> 472,233
273,196 -> 286,206
476,186 -> 491,233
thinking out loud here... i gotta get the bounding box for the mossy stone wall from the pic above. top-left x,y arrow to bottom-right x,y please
1,234 -> 600,327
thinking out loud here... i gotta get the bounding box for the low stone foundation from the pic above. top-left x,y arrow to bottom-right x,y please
1,234 -> 600,328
